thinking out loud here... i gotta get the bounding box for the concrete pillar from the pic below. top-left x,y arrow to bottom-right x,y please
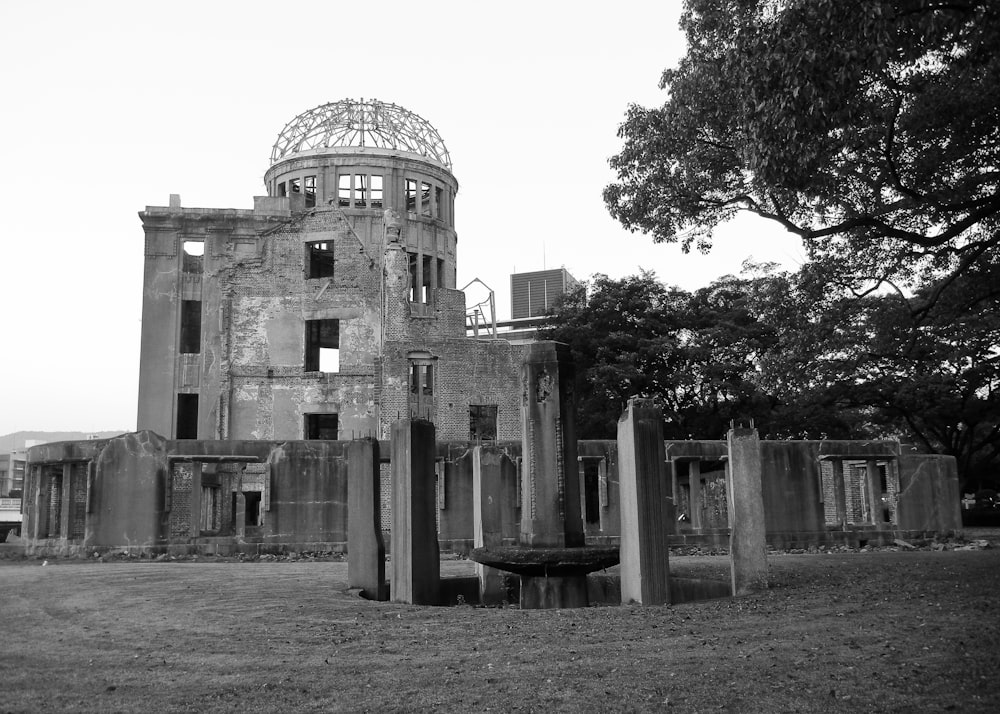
189,463 -> 202,538
30,466 -> 43,541
689,460 -> 703,530
348,438 -> 386,600
390,419 -> 440,605
670,461 -> 680,529
519,341 -> 584,548
726,427 -> 768,595
866,459 -> 884,524
234,492 -> 246,538
60,464 -> 72,539
473,445 -> 506,605
617,398 -> 671,605
831,459 -> 848,527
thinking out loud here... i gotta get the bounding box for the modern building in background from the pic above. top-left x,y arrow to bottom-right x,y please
510,268 -> 580,319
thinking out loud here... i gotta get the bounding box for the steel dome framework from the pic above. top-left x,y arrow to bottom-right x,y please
270,99 -> 452,168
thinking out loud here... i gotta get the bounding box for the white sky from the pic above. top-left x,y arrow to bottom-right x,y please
0,0 -> 805,435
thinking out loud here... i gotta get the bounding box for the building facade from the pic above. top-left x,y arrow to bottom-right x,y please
136,100 -> 521,444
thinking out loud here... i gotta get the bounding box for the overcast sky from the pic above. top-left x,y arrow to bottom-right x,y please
0,1 -> 805,435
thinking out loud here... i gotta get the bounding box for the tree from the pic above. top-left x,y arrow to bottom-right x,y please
539,271 -> 783,440
537,272 -> 688,438
605,0 -> 1000,313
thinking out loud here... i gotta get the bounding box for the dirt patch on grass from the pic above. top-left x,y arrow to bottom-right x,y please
2,551 -> 998,712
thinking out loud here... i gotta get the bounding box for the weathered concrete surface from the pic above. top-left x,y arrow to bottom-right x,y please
348,438 -> 386,600
726,428 -> 768,595
519,342 -> 583,548
896,454 -> 962,532
91,432 -> 169,549
617,398 -> 671,605
473,445 -> 507,605
390,419 -> 440,605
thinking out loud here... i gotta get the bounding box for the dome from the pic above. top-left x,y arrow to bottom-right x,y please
270,99 -> 452,168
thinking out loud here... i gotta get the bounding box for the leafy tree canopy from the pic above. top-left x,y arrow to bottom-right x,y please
605,0 -> 1000,310
542,266 -> 999,490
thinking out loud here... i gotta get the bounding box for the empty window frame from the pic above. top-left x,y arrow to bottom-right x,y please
420,181 -> 432,216
469,404 -> 498,441
289,177 -> 301,194
435,186 -> 444,219
405,179 -> 418,212
182,240 -> 204,274
304,175 -> 317,208
336,173 -> 384,208
306,241 -> 335,279
176,393 -> 199,439
304,413 -> 339,440
338,175 -> 352,207
582,460 -> 601,524
407,252 -> 434,303
304,319 -> 340,372
410,363 -> 433,396
277,182 -> 287,197
180,300 -> 202,354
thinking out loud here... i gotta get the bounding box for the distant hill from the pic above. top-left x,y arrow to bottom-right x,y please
0,431 -> 128,452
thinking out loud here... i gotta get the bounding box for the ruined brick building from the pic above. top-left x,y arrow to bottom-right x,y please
17,100 -> 962,557
137,99 -> 521,444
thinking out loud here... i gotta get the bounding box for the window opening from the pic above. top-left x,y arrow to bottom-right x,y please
435,186 -> 443,219
180,300 -> 202,354
420,181 -> 432,216
437,257 -> 446,289
354,175 -> 367,208
277,182 -> 287,197
305,319 -> 340,372
469,405 -> 497,441
583,460 -> 601,524
407,252 -> 432,303
409,362 -> 434,419
245,491 -> 261,526
233,491 -> 263,527
405,179 -> 418,212
410,364 -> 433,395
176,394 -> 199,439
305,413 -> 339,440
338,174 -> 352,207
422,254 -> 434,302
370,175 -> 384,209
182,240 -> 204,274
289,177 -> 301,194
306,241 -> 335,279
200,485 -> 219,532
304,175 -> 317,208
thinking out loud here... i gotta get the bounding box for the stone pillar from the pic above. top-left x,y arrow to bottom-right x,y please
348,438 -> 386,600
473,445 -> 506,605
689,460 -> 703,530
60,464 -> 72,540
520,341 -> 584,548
189,463 -> 203,538
726,427 -> 768,595
831,459 -> 848,527
617,398 -> 671,605
390,419 -> 440,605
234,492 -> 246,538
866,460 -> 884,524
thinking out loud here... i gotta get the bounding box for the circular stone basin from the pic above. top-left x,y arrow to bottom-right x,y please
469,546 -> 620,577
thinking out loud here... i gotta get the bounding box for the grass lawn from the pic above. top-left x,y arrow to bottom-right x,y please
2,549 -> 998,712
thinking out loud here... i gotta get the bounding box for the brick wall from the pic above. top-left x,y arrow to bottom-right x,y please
169,463 -> 192,538
70,463 -> 88,540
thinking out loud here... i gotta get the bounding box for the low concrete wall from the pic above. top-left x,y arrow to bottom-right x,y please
22,433 -> 963,556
